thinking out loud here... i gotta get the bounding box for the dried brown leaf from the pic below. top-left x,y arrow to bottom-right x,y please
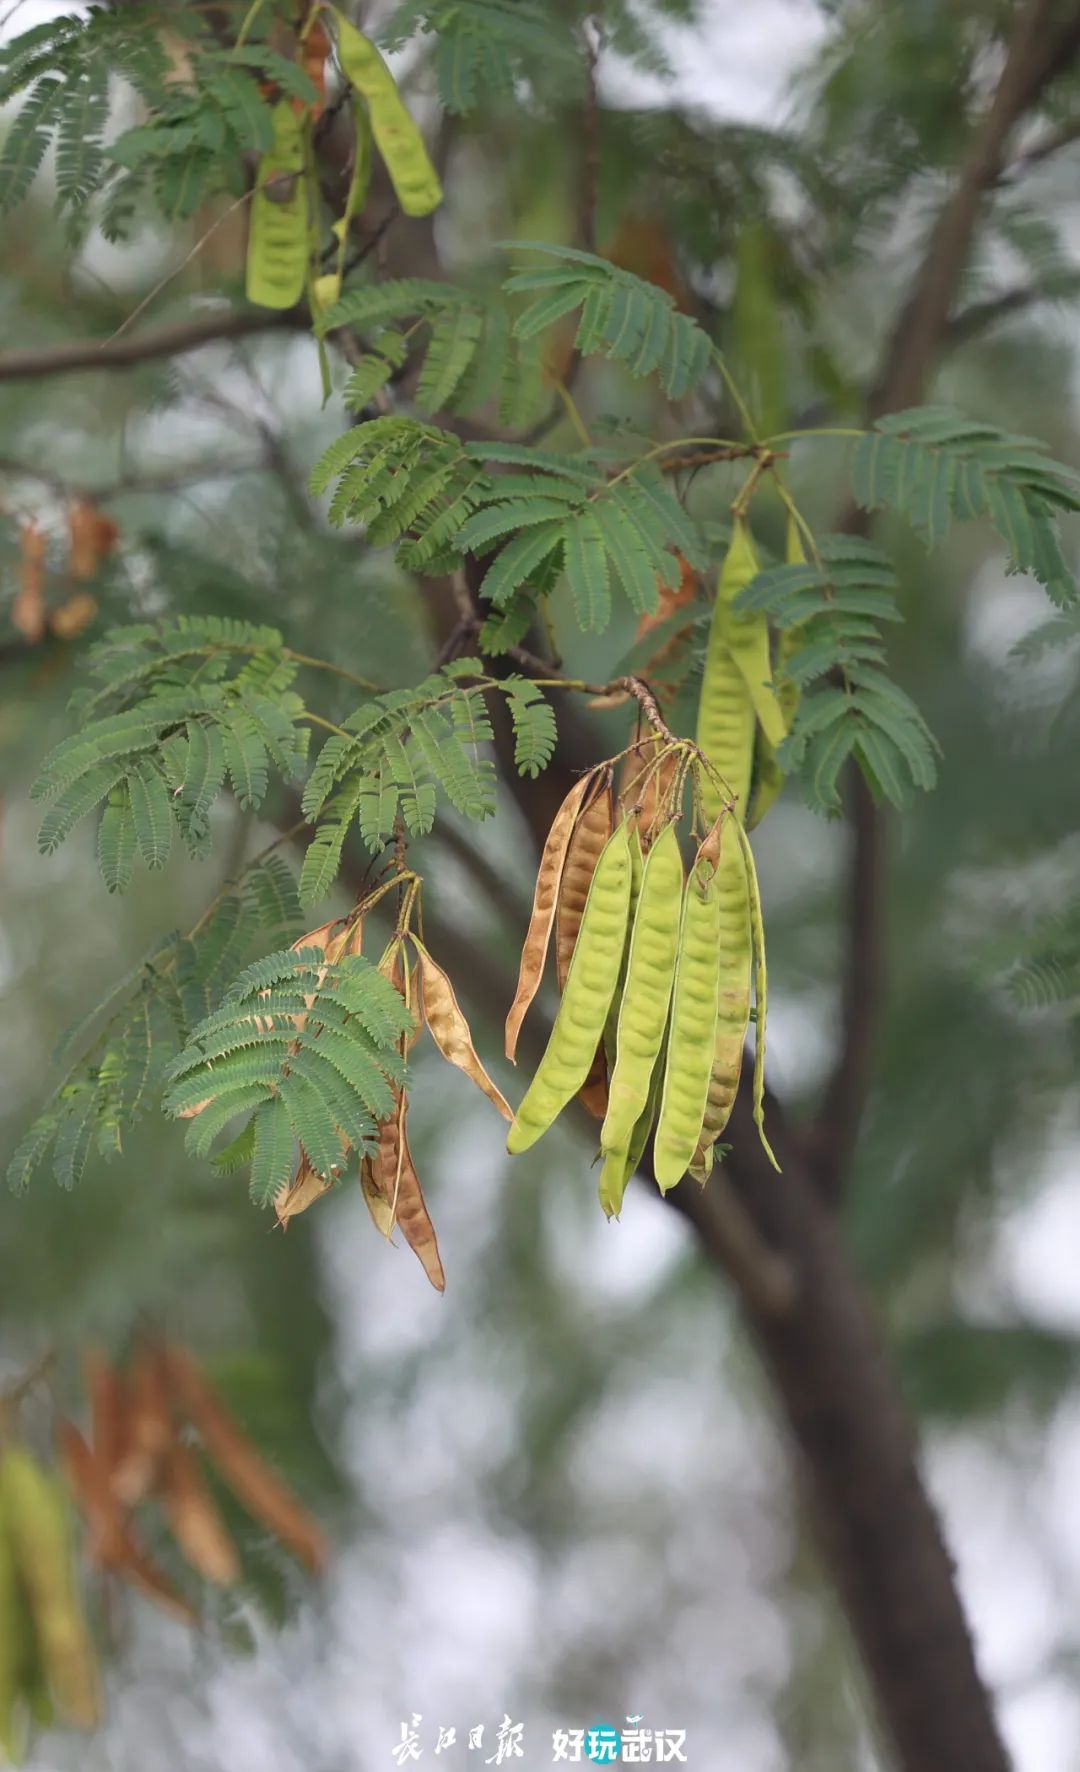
504,769 -> 600,1062
161,1343 -> 329,1575
274,1152 -> 333,1225
359,1155 -> 396,1237
634,550 -> 697,642
160,1434 -> 241,1587
413,940 -> 511,1121
369,1093 -> 445,1292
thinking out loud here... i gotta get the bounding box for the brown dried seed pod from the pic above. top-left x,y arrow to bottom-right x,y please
369,1093 -> 445,1292
555,783 -> 614,992
57,1421 -> 197,1625
577,1043 -> 609,1120
160,1343 -> 328,1574
635,745 -> 682,850
505,769 -> 601,1062
159,1433 -> 240,1587
413,940 -> 511,1120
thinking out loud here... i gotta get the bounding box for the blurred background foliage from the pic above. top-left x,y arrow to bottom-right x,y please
2,0 -> 1080,1767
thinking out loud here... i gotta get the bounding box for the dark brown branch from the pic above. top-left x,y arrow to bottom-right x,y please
0,309 -> 305,383
866,0 -> 1080,420
1000,110 -> 1080,181
945,273 -> 1080,345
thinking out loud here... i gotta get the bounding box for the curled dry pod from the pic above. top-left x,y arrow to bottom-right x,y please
159,1433 -> 240,1588
505,769 -> 600,1062
332,10 -> 442,217
245,100 -> 309,312
57,1421 -> 196,1624
0,1445 -> 101,1727
369,1093 -> 445,1292
160,1343 -> 328,1575
412,938 -> 512,1121
507,820 -> 633,1156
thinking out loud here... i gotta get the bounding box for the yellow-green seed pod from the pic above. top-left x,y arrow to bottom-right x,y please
0,1501 -> 25,1760
333,12 -> 443,218
600,823 -> 683,1154
245,101 -> 309,312
507,821 -> 632,1155
696,831 -> 753,1162
597,1033 -> 666,1219
601,820 -> 643,1074
653,849 -> 724,1191
0,1448 -> 100,1731
747,512 -> 804,829
697,518 -> 786,826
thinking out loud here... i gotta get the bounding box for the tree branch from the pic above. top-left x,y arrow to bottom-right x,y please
0,309 -> 304,383
945,273 -> 1080,346
815,0 -> 1080,1203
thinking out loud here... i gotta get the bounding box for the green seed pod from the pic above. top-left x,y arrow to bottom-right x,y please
747,512 -> 804,829
333,11 -> 443,218
600,822 -> 683,1154
507,821 -> 632,1155
245,101 -> 309,312
0,1500 -> 25,1760
695,831 -> 753,1161
653,847 -> 724,1191
697,518 -> 787,826
597,1033 -> 666,1220
0,1447 -> 100,1731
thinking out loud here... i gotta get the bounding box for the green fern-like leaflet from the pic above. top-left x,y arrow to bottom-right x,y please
32,618 -> 309,883
851,407 -> 1080,608
298,658 -> 555,906
7,857 -> 303,1195
736,536 -> 939,813
163,948 -> 410,1200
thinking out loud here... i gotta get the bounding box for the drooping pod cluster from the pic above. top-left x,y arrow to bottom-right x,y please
244,7 -> 442,313
504,730 -> 776,1214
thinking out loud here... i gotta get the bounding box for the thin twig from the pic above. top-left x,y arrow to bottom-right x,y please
0,310 -> 305,383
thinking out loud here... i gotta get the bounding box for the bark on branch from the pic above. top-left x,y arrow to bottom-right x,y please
0,309 -> 303,383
